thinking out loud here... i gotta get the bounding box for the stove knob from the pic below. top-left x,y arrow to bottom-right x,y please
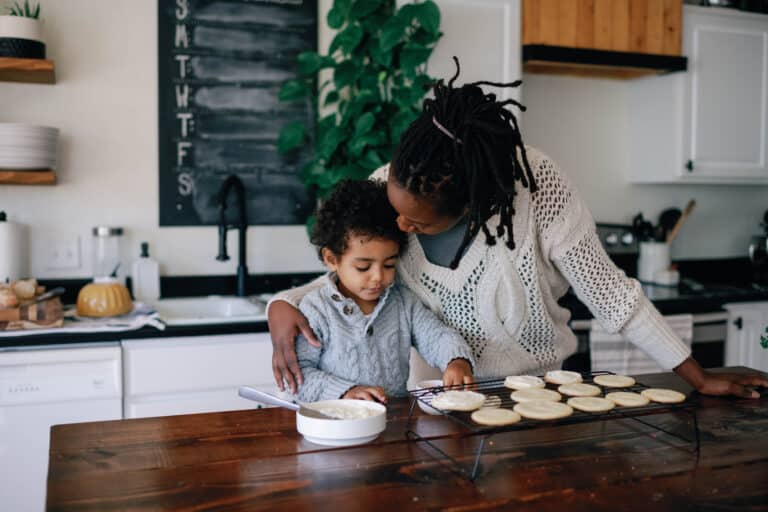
620,232 -> 635,246
605,233 -> 619,246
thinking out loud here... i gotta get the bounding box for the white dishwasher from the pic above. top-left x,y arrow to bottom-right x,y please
0,343 -> 122,512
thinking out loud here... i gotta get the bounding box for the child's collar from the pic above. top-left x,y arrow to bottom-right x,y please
321,272 -> 394,319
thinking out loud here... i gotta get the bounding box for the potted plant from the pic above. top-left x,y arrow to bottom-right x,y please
0,0 -> 45,59
277,0 -> 442,203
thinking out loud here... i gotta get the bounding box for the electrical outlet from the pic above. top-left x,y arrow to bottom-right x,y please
47,237 -> 81,270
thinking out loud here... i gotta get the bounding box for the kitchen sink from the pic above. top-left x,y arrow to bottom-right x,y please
149,296 -> 267,326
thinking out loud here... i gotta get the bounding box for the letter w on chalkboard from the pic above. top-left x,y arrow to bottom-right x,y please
158,0 -> 317,226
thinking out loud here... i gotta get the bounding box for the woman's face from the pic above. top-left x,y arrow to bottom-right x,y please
386,174 -> 464,235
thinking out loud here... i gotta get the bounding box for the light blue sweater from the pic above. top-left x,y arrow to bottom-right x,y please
296,274 -> 475,402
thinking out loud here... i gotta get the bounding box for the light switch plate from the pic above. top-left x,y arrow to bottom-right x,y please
47,237 -> 81,270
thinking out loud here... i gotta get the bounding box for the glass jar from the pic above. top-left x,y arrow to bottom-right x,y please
91,226 -> 123,279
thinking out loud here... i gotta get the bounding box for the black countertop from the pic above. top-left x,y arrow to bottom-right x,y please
2,261 -> 767,349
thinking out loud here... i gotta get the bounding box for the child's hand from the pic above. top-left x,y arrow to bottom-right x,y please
443,358 -> 474,387
343,385 -> 388,403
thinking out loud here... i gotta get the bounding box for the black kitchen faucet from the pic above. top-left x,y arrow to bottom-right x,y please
216,175 -> 248,297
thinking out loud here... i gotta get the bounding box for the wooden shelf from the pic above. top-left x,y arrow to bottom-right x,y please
0,170 -> 56,185
0,57 -> 55,84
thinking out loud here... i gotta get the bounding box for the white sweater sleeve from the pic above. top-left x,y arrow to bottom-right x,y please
265,275 -> 324,314
530,150 -> 690,369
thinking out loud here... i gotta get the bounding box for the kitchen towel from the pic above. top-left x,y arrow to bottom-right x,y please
590,314 -> 693,375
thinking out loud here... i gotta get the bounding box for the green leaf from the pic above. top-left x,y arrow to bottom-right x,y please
399,44 -> 432,69
348,132 -> 386,157
369,41 -> 393,67
344,89 -> 377,119
297,52 -> 323,76
330,23 -> 363,55
333,60 -> 359,89
379,15 -> 407,52
359,149 -> 384,171
277,121 -> 306,153
349,0 -> 382,20
278,79 -> 308,102
414,0 -> 440,35
327,7 -> 345,29
318,126 -> 345,161
354,112 -> 375,137
323,90 -> 340,107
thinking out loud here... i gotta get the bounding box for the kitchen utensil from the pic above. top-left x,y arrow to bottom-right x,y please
657,208 -> 682,242
31,286 -> 65,304
632,213 -> 655,242
238,386 -> 387,447
237,386 -> 337,420
666,200 -> 696,244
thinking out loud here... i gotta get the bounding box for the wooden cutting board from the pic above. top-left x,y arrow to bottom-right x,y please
0,297 -> 63,330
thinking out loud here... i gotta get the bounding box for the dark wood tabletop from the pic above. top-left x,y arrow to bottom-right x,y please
47,367 -> 768,511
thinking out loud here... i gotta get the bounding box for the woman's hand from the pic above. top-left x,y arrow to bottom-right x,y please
343,385 -> 388,403
268,300 -> 321,394
443,358 -> 474,387
675,357 -> 768,398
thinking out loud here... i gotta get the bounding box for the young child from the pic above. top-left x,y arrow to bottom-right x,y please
295,179 -> 475,403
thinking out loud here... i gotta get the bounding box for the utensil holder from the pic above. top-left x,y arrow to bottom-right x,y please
639,242 -> 671,284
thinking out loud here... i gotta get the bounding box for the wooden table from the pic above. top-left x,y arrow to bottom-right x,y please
47,368 -> 768,511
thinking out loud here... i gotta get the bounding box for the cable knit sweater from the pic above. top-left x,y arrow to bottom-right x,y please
271,147 -> 691,378
295,274 -> 475,402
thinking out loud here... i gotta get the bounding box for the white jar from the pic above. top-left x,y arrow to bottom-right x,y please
638,241 -> 671,284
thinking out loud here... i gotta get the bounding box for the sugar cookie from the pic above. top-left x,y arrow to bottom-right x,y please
558,383 -> 601,397
593,374 -> 636,388
605,391 -> 649,407
514,400 -> 573,420
430,390 -> 486,411
504,375 -> 546,390
511,388 -> 562,403
567,396 -> 615,412
471,407 -> 522,426
640,388 -> 686,404
544,370 -> 583,385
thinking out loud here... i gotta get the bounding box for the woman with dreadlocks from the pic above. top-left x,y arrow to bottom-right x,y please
268,60 -> 767,399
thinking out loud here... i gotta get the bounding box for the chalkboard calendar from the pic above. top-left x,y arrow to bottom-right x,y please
158,0 -> 317,226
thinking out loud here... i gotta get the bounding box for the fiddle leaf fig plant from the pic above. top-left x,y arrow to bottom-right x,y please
277,0 -> 442,199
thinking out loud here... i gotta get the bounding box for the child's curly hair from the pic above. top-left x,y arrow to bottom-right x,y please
311,179 -> 406,258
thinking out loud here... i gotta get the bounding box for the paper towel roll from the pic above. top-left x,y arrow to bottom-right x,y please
0,213 -> 29,283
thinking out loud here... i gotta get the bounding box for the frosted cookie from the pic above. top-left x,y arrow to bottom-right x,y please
514,400 -> 573,420
511,388 -> 562,403
481,395 -> 502,409
504,375 -> 546,390
431,390 -> 486,411
593,374 -> 636,388
567,396 -> 615,413
605,391 -> 649,407
544,370 -> 583,385
641,388 -> 686,404
471,407 -> 522,426
558,383 -> 602,397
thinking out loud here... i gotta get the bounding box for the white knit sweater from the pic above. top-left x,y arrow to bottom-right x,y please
271,147 -> 691,378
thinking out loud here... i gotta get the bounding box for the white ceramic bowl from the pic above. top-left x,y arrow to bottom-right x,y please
410,379 -> 445,415
296,399 -> 386,447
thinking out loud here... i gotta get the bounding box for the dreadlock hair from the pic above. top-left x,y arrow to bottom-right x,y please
310,179 -> 407,260
391,57 -> 537,270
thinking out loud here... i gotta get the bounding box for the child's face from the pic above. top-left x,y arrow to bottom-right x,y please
322,235 -> 399,306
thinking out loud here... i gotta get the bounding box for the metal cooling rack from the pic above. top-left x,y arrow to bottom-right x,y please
406,371 -> 700,480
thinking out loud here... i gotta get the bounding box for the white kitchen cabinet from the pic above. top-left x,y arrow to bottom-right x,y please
724,301 -> 768,372
122,333 -> 281,418
629,6 -> 768,184
401,0 -> 521,103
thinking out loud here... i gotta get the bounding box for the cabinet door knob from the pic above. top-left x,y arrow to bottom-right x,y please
733,316 -> 743,330
685,160 -> 694,172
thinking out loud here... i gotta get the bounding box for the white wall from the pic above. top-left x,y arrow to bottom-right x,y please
0,0 -> 329,279
520,74 -> 768,260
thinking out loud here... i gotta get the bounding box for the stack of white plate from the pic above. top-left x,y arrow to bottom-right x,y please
0,123 -> 59,171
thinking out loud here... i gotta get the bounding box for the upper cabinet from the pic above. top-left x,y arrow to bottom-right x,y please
521,0 -> 687,79
628,6 -> 768,184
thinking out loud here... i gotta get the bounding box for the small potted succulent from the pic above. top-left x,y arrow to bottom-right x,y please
0,1 -> 45,59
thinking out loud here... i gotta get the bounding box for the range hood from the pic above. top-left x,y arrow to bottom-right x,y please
522,0 -> 687,80
522,45 -> 688,80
